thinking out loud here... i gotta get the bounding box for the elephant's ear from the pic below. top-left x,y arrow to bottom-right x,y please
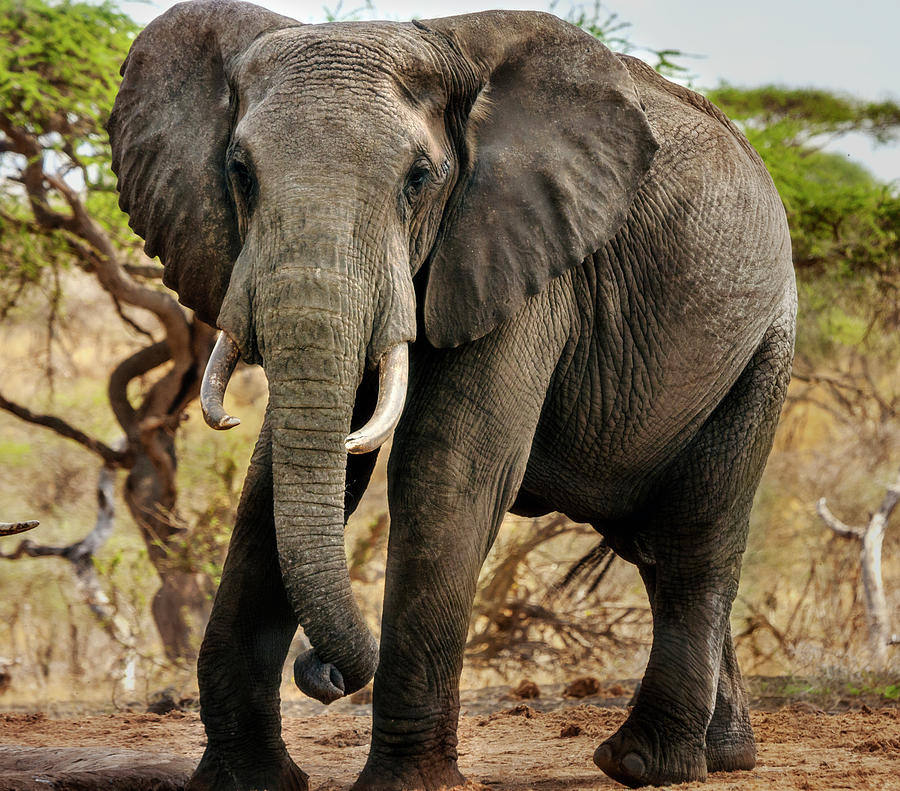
419,11 -> 658,348
107,0 -> 300,325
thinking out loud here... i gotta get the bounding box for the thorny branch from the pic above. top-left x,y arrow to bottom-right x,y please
466,515 -> 649,670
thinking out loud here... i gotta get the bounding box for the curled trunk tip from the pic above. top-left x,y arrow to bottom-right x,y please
201,331 -> 242,430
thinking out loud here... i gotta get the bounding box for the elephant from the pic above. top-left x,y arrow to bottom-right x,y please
107,1 -> 795,788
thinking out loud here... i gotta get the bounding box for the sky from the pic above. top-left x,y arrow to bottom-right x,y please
120,0 -> 900,182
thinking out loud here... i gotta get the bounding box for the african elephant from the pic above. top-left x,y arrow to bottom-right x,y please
107,1 -> 795,788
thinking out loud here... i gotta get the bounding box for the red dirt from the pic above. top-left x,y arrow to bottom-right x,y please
2,703 -> 900,790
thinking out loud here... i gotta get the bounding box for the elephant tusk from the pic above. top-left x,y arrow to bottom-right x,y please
201,331 -> 242,430
345,343 -> 408,454
0,520 -> 39,536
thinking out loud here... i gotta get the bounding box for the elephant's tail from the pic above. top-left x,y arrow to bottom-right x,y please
556,539 -> 615,596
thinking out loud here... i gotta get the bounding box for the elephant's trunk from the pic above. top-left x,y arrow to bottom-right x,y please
270,392 -> 378,701
206,233 -> 414,702
261,309 -> 377,699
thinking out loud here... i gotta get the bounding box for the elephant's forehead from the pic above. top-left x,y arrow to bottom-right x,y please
233,24 -> 446,163
237,22 -> 440,97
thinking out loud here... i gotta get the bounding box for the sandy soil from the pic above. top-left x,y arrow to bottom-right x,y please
1,696 -> 899,790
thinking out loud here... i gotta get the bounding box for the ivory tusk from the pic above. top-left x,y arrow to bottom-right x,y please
201,332 -> 242,430
345,343 -> 409,454
0,521 -> 39,536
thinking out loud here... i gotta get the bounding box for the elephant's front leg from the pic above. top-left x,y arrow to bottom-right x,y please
354,337 -> 558,790
357,474 -> 490,791
187,424 -> 307,791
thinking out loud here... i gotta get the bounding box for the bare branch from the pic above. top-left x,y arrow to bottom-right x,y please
0,462 -> 137,654
817,467 -> 900,665
873,467 -> 900,524
123,263 -> 164,280
0,521 -> 39,536
108,341 -> 171,439
0,392 -> 130,467
110,293 -> 155,340
792,369 -> 878,400
816,497 -> 864,539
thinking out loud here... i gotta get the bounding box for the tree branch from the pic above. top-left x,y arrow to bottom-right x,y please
0,462 -> 137,650
873,467 -> 900,524
110,293 -> 155,341
0,392 -> 131,467
816,497 -> 864,539
817,467 -> 900,664
108,341 -> 172,440
0,521 -> 39,537
123,263 -> 164,280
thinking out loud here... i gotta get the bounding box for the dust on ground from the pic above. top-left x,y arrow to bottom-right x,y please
1,682 -> 899,790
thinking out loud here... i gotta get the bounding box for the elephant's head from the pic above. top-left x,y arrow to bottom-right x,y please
107,0 -> 656,702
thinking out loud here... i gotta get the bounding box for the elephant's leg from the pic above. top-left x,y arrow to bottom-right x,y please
636,565 -> 755,775
596,538 -> 743,786
187,424 -> 307,791
705,629 -> 755,772
594,319 -> 792,788
354,329 -> 562,790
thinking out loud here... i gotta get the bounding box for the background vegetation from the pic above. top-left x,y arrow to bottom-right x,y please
0,0 -> 897,710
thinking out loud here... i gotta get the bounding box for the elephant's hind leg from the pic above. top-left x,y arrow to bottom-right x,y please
594,317 -> 792,788
705,632 -> 756,773
187,423 -> 307,791
633,565 -> 755,777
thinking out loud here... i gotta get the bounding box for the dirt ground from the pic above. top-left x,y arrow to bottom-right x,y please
1,690 -> 900,791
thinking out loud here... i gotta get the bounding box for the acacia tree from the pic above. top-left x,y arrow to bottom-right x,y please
0,0 -> 219,661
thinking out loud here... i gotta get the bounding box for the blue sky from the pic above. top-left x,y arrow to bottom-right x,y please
120,0 -> 900,181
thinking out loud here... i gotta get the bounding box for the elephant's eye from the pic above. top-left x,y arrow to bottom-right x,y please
228,158 -> 256,207
227,154 -> 257,239
404,162 -> 431,202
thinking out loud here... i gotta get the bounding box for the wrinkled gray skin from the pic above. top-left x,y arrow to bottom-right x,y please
108,2 -> 795,788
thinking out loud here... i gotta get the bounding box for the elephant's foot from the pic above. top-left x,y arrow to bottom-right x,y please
186,745 -> 309,791
593,714 -> 706,788
705,719 -> 756,773
352,758 -> 466,791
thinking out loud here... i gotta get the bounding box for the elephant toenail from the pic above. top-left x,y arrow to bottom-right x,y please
622,752 -> 646,778
593,744 -> 613,769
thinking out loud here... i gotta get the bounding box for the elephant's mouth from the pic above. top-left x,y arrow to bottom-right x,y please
200,329 -> 409,454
